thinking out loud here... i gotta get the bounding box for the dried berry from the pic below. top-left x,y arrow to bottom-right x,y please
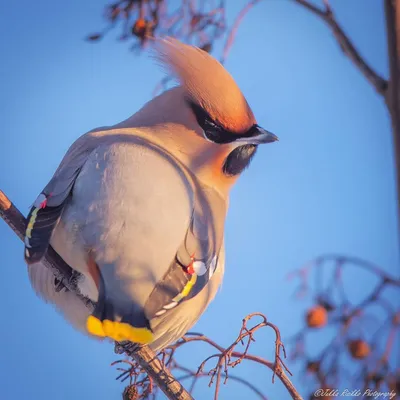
306,360 -> 320,373
306,305 -> 327,328
348,339 -> 370,359
132,18 -> 147,38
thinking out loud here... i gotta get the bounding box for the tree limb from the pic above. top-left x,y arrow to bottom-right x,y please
384,0 -> 400,243
291,0 -> 400,245
0,189 -> 193,400
171,332 -> 303,400
292,0 -> 388,96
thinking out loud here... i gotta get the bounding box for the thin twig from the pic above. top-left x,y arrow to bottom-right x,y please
221,0 -> 261,64
288,254 -> 399,395
175,364 -> 268,399
292,0 -> 388,95
170,319 -> 303,400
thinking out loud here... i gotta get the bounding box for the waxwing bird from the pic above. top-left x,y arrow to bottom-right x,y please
25,37 -> 278,351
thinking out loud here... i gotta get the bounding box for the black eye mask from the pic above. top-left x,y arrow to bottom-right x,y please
188,100 -> 260,176
189,101 -> 259,144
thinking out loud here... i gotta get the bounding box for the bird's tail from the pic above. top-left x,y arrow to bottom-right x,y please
85,258 -> 154,345
27,262 -> 92,335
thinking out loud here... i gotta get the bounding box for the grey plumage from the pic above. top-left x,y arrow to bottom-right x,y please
25,37 -> 277,350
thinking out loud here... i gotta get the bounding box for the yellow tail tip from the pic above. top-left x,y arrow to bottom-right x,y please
86,316 -> 153,344
86,315 -> 106,337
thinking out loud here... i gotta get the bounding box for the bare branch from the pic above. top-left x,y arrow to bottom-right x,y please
384,0 -> 400,246
292,0 -> 388,95
288,255 -> 400,397
113,313 -> 303,399
167,313 -> 303,400
176,368 -> 269,400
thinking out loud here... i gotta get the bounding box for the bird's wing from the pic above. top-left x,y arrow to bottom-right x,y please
144,185 -> 227,320
149,243 -> 225,351
24,133 -> 96,264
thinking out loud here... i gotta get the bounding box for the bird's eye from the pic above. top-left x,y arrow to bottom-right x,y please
189,101 -> 236,144
204,119 -> 218,129
202,119 -> 234,144
223,145 -> 257,176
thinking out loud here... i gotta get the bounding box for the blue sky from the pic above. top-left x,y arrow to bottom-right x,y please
0,1 -> 398,399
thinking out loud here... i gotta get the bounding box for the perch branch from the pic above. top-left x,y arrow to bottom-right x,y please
0,189 -> 193,400
114,314 -> 303,400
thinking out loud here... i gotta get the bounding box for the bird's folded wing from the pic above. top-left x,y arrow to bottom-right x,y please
24,134 -> 96,264
144,186 -> 226,319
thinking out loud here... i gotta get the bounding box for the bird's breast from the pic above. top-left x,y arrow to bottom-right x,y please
52,139 -> 195,303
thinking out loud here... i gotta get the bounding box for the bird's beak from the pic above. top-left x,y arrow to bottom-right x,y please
236,125 -> 279,145
250,125 -> 279,144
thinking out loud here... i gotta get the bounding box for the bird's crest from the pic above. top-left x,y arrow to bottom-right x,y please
152,37 -> 255,134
